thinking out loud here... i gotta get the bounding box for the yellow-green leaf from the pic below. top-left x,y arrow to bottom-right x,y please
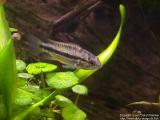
46,72 -> 79,89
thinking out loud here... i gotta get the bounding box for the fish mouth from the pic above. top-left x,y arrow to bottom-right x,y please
85,57 -> 102,69
93,57 -> 102,69
92,62 -> 102,69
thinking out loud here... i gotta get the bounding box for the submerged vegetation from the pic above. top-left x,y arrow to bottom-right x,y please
0,2 -> 126,120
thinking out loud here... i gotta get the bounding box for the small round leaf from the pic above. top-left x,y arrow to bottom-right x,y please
62,104 -> 86,120
18,73 -> 34,79
17,78 -> 27,87
26,62 -> 57,75
72,84 -> 88,95
22,84 -> 39,93
33,89 -> 50,102
46,72 -> 79,89
15,89 -> 33,106
16,59 -> 26,72
55,95 -> 73,108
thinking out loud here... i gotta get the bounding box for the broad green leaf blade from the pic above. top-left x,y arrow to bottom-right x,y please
0,4 -> 17,119
72,84 -> 88,95
74,4 -> 126,81
26,62 -> 57,75
0,102 -> 6,119
0,33 -> 17,120
46,72 -> 79,89
55,95 -> 73,108
62,104 -> 86,120
16,59 -> 26,72
0,4 -> 11,50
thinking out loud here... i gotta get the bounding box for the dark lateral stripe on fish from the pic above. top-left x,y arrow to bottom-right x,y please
48,40 -> 94,61
40,42 -> 86,61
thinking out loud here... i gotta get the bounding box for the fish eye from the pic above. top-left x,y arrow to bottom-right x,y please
90,60 -> 96,65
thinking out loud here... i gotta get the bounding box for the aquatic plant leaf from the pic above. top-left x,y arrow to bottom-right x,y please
17,78 -> 27,87
28,107 -> 41,120
55,95 -> 73,108
62,104 -> 86,120
15,89 -> 33,106
128,101 -> 160,107
74,4 -> 126,81
0,103 -> 6,119
41,109 -> 55,118
0,4 -> 17,119
12,90 -> 62,120
26,62 -> 57,75
18,73 -> 33,79
127,101 -> 160,112
33,89 -> 50,102
46,72 -> 79,89
22,84 -> 39,93
16,59 -> 26,72
72,84 -> 88,95
0,6 -> 11,50
9,28 -> 18,32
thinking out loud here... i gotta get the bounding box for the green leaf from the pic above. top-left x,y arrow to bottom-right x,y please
12,90 -> 62,120
9,28 -> 18,32
26,62 -> 57,75
41,109 -> 55,118
55,95 -> 73,108
33,89 -> 50,102
46,72 -> 79,89
28,107 -> 41,120
15,89 -> 33,106
62,104 -> 86,120
72,85 -> 88,95
0,4 -> 17,119
0,103 -> 6,119
17,78 -> 27,87
18,73 -> 34,79
74,4 -> 126,81
16,59 -> 26,72
21,84 -> 39,93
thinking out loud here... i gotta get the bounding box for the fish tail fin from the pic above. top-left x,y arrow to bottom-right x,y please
25,33 -> 42,56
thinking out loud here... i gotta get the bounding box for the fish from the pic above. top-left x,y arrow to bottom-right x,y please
25,34 -> 102,69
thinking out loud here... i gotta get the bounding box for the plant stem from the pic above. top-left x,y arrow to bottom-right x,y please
75,94 -> 80,105
40,72 -> 45,88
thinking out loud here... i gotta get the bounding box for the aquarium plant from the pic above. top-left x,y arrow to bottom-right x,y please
0,2 -> 126,120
